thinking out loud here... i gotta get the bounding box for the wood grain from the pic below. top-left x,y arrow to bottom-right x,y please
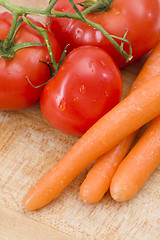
0,1 -> 160,240
0,205 -> 75,240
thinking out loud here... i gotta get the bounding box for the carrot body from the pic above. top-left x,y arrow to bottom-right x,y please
131,43 -> 160,91
79,41 -> 160,203
110,115 -> 160,202
79,133 -> 136,203
23,75 -> 160,211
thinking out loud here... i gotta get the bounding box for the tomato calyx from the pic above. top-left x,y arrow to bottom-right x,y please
0,0 -> 58,62
0,12 -> 46,60
0,39 -> 47,60
26,44 -> 69,89
77,0 -> 113,13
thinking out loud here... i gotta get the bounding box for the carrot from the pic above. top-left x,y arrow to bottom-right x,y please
79,133 -> 136,203
110,115 -> 160,202
23,74 -> 160,211
79,41 -> 160,204
131,43 -> 160,91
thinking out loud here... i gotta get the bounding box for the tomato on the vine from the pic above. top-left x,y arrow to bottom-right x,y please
40,46 -> 123,136
0,12 -> 62,110
47,0 -> 160,68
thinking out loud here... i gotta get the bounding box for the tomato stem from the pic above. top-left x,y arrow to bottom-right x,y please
51,9 -> 133,62
0,13 -> 47,60
22,15 -> 59,73
0,0 -> 133,63
42,0 -> 58,15
26,76 -> 52,89
0,0 -> 59,64
2,12 -> 19,52
79,0 -> 113,15
0,0 -> 57,15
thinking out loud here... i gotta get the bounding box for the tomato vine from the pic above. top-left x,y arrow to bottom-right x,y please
0,0 -> 133,69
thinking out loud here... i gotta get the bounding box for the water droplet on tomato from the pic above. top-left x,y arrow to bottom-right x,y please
75,28 -> 83,40
95,31 -> 102,43
60,8 -> 65,12
101,60 -> 106,66
62,26 -> 66,31
61,66 -> 64,71
104,91 -> 109,97
58,98 -> 66,111
115,11 -> 120,16
76,29 -> 80,34
76,28 -> 83,36
79,85 -> 86,94
74,97 -> 80,102
75,72 -> 79,77
89,60 -> 94,68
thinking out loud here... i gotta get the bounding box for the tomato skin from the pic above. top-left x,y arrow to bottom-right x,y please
0,12 -> 62,110
40,46 -> 122,136
47,0 -> 160,68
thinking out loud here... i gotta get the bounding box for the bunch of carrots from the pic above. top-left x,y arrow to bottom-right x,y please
23,41 -> 160,211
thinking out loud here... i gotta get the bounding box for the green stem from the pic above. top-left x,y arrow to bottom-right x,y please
42,0 -> 58,14
0,0 -> 132,63
22,15 -> 59,72
0,0 -> 59,59
0,41 -> 46,60
11,15 -> 26,40
82,2 -> 105,15
0,0 -> 59,62
51,10 -> 132,62
81,0 -> 113,16
2,12 -> 19,52
86,18 -> 132,61
0,0 -> 57,15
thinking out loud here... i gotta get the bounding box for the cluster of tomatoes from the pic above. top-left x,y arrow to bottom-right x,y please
0,0 -> 159,136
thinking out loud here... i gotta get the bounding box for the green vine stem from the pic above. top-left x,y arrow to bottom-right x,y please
0,0 -> 133,65
22,15 -> 59,73
52,0 -> 132,62
0,0 -> 58,51
79,0 -> 113,15
51,9 -> 132,62
0,0 -> 58,15
2,12 -> 19,52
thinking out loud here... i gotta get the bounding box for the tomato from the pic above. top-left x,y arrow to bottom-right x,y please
0,12 -> 62,110
47,0 -> 160,68
40,46 -> 122,136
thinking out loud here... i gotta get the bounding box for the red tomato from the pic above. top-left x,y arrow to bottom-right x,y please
40,46 -> 123,136
47,0 -> 160,68
0,12 -> 62,110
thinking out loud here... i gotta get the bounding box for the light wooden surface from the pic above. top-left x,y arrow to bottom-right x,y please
0,1 -> 160,240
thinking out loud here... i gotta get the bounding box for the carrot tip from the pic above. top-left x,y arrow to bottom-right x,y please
22,198 -> 32,211
22,192 -> 37,211
110,184 -> 125,202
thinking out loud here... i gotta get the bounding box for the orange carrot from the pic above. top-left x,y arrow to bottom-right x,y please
79,41 -> 160,204
23,74 -> 160,211
79,134 -> 136,203
110,115 -> 160,202
131,43 -> 160,91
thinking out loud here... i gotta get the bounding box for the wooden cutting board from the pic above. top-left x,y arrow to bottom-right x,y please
0,1 -> 160,240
